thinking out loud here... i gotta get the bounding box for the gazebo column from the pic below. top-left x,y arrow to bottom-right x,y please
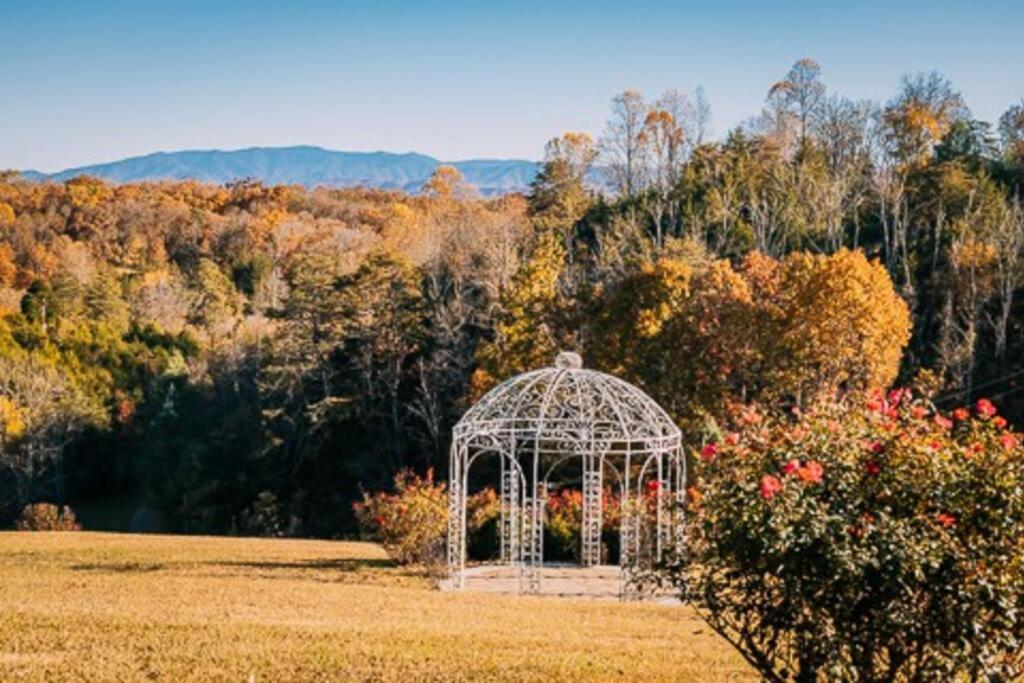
520,481 -> 545,594
446,442 -> 466,589
581,454 -> 603,566
499,459 -> 520,565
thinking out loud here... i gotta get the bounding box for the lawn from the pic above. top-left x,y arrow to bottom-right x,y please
0,532 -> 752,681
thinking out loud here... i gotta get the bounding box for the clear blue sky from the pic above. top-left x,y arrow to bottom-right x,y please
2,0 -> 1021,172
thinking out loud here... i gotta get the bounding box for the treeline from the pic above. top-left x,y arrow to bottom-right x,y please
1,60 -> 1022,535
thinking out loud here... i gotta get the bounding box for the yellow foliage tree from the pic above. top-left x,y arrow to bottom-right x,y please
589,249 -> 911,427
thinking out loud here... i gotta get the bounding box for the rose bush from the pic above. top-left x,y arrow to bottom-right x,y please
675,391 -> 1024,681
354,469 -> 448,566
354,469 -> 500,567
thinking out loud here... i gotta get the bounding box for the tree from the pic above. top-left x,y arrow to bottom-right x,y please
601,89 -> 650,197
884,71 -> 969,166
476,232 -> 569,386
336,251 -> 427,472
767,58 -> 826,148
998,99 -> 1024,162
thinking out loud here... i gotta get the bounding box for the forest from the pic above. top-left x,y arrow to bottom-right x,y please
2,59 -> 1023,536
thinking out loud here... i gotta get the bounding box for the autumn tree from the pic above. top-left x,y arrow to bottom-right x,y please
601,89 -> 650,197
767,58 -> 826,149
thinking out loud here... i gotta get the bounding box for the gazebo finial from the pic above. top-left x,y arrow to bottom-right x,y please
554,351 -> 583,369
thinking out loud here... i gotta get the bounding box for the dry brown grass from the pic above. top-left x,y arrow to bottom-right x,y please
0,531 -> 752,681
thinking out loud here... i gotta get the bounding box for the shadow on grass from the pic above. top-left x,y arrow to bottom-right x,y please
71,562 -> 167,573
213,558 -> 396,572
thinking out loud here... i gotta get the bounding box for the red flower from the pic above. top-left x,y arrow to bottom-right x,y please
797,460 -> 824,484
952,407 -> 970,421
887,388 -> 906,406
866,398 -> 884,412
935,513 -> 956,529
976,398 -> 997,418
911,406 -> 928,419
868,441 -> 884,454
994,416 -> 1008,429
933,415 -> 953,430
700,443 -> 719,461
864,459 -> 881,476
646,479 -> 661,492
781,459 -> 800,475
1000,433 -> 1018,450
759,475 -> 783,500
725,432 -> 740,446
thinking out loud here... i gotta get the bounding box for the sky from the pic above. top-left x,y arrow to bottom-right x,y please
1,0 -> 1022,173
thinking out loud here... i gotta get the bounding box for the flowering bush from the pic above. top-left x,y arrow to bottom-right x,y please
354,469 -> 448,566
675,391 -> 1024,681
545,486 -> 631,562
16,503 -> 81,531
354,469 -> 500,566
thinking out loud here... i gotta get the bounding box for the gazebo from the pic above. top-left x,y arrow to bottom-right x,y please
446,351 -> 685,599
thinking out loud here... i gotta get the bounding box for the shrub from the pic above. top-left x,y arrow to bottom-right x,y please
16,503 -> 82,531
545,486 -> 625,563
465,487 -> 500,560
354,469 -> 449,566
238,491 -> 291,537
676,391 -> 1024,681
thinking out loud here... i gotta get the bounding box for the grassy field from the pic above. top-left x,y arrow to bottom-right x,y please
0,532 -> 752,681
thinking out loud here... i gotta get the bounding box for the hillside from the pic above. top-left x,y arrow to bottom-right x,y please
21,146 -> 539,196
0,532 -> 752,681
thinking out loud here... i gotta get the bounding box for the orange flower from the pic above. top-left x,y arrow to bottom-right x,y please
935,513 -> 956,528
994,416 -> 1008,429
687,487 -> 703,507
952,407 -> 969,421
797,460 -> 824,484
725,432 -> 740,446
1000,433 -> 1018,450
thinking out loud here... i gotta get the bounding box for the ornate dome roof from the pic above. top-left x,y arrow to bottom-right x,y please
454,352 -> 680,454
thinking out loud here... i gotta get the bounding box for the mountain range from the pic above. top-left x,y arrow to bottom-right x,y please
20,146 -> 540,196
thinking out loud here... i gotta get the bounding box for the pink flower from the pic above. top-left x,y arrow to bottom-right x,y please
868,441 -> 884,454
994,416 -> 1008,429
700,443 -> 719,461
934,415 -> 953,430
759,475 -> 783,500
887,388 -> 909,406
781,459 -> 800,475
1000,433 -> 1018,450
976,398 -> 997,419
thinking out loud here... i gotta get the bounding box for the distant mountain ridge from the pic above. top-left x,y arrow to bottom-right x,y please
21,146 -> 540,196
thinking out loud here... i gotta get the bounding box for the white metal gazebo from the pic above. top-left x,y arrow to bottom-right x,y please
446,352 -> 685,599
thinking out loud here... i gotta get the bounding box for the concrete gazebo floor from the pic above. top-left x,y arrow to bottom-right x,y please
440,563 -> 680,602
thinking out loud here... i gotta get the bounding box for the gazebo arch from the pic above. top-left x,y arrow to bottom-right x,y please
447,351 -> 685,599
